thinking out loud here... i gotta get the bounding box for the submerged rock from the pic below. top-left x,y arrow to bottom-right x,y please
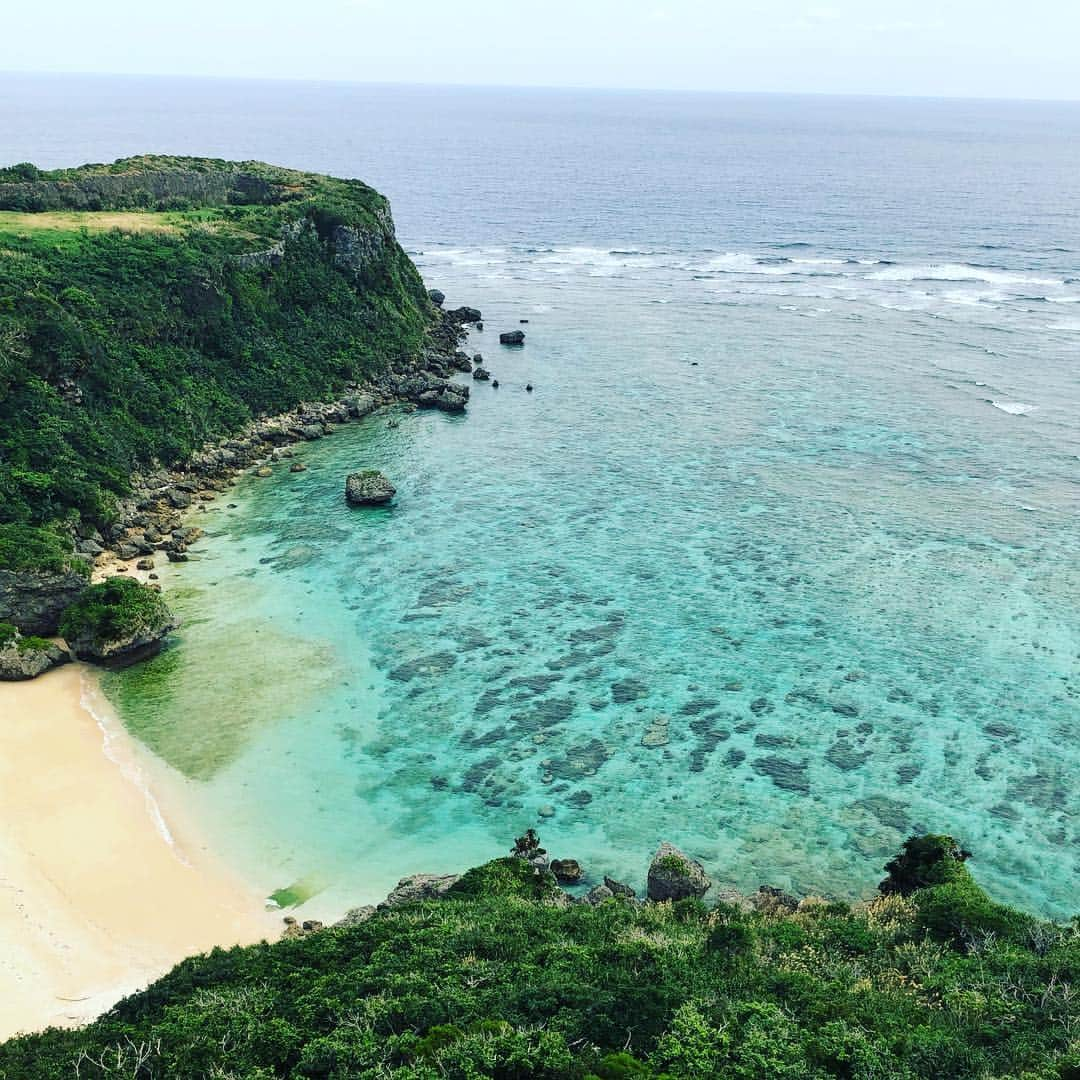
641,716 -> 670,748
345,470 -> 396,506
647,842 -> 711,902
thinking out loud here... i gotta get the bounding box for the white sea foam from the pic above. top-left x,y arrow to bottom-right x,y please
79,674 -> 188,862
869,263 -> 1061,287
990,401 -> 1038,415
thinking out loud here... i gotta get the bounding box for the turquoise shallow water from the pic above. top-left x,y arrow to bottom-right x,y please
14,80 -> 1070,916
104,245 -> 1079,918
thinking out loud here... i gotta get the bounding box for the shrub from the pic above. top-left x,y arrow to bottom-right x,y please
446,857 -> 561,901
880,834 -> 972,895
0,523 -> 85,576
59,576 -> 171,651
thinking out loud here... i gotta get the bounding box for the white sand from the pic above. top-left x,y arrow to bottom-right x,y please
0,664 -> 278,1039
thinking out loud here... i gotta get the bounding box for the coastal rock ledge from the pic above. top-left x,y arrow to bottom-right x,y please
345,470 -> 396,506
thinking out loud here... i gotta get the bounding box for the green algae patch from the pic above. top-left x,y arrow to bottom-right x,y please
102,610 -> 341,781
267,876 -> 325,909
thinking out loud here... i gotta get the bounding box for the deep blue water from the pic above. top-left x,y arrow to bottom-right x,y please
3,76 -> 1078,916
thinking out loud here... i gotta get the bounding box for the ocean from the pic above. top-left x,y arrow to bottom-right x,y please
3,75 -> 1078,917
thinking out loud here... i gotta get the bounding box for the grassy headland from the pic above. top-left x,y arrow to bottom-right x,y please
0,155 -> 432,554
0,836 -> 1075,1078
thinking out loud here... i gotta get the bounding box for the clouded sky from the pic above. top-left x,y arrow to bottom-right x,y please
5,0 -> 1079,100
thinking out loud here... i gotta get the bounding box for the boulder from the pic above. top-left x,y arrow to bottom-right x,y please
604,876 -> 637,899
60,577 -> 178,666
416,388 -> 468,413
550,858 -> 583,884
334,905 -> 377,927
343,392 -> 377,419
499,330 -> 525,346
750,885 -> 799,915
447,306 -> 482,324
0,566 -> 89,636
345,470 -> 396,506
378,873 -> 460,909
585,883 -> 614,904
647,842 -> 711,902
472,367 -> 491,381
428,289 -> 446,306
0,626 -> 70,681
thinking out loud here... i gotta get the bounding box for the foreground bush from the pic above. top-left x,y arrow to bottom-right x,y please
0,836 -> 1076,1078
59,576 -> 176,662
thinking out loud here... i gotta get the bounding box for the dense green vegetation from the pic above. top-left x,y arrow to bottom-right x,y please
0,155 -> 432,568
59,576 -> 172,654
0,522 -> 89,577
1,836 -> 1075,1079
0,621 -> 54,652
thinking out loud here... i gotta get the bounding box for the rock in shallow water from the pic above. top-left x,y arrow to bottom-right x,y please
550,858 -> 583,884
647,841 -> 711,902
345,470 -> 396,506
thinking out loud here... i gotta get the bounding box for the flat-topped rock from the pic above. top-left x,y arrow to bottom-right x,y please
499,329 -> 526,346
345,470 -> 396,506
378,873 -> 460,909
447,306 -> 482,324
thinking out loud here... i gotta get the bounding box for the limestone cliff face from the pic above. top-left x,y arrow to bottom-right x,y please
0,568 -> 88,636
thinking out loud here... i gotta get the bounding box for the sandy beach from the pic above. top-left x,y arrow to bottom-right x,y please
0,663 -> 278,1040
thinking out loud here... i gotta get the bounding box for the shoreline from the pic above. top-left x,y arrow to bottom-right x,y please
0,309 -> 479,1038
0,664 -> 279,1040
84,307 -> 475,575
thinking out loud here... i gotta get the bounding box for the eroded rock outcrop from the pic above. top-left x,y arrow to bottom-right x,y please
60,577 -> 178,665
378,873 -> 461,909
0,567 -> 89,636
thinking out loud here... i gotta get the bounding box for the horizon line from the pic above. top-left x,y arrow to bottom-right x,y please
3,67 -> 1080,107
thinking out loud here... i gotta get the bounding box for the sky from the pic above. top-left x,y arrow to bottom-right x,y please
4,0 -> 1080,100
